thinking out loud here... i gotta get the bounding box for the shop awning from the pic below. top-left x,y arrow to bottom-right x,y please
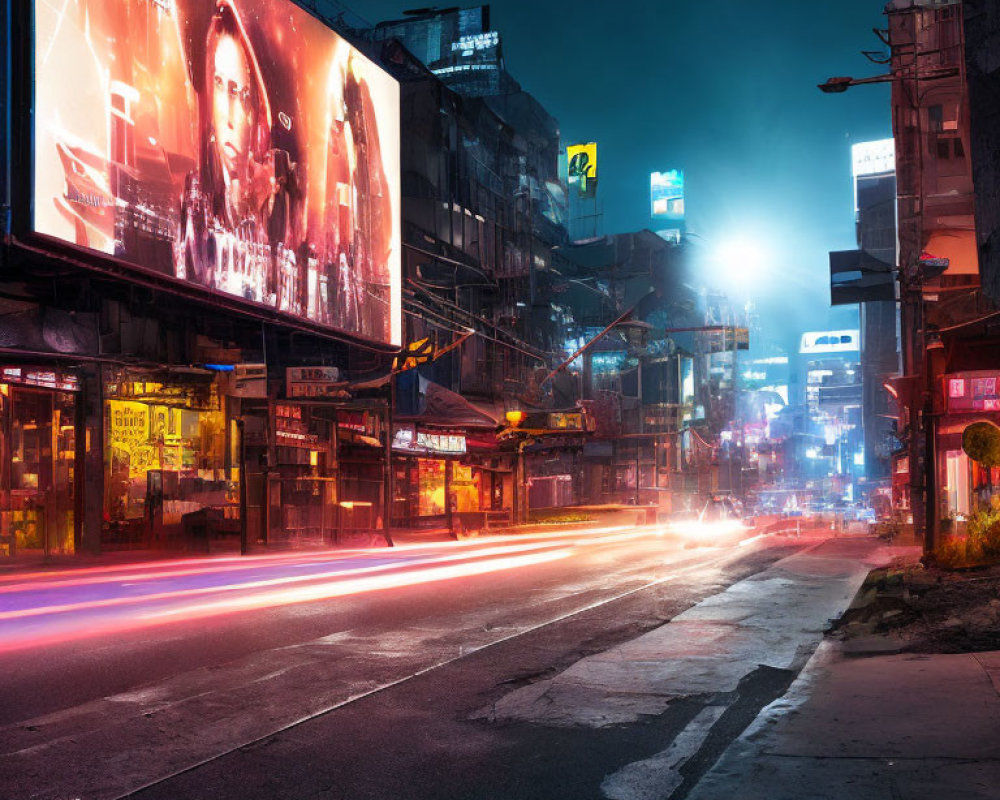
398,378 -> 501,430
340,430 -> 382,448
465,397 -> 506,427
348,373 -> 393,391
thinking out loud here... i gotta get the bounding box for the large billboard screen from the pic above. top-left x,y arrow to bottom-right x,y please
799,330 -> 860,355
33,0 -> 401,347
650,170 -> 684,220
851,139 -> 894,178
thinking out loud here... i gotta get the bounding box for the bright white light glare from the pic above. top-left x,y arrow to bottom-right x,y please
668,519 -> 745,542
713,237 -> 768,285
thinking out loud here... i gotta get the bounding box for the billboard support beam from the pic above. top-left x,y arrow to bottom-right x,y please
0,0 -> 9,243
6,0 -> 32,246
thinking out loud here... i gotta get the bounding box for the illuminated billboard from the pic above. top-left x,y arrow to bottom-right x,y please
33,0 -> 401,347
851,139 -> 895,178
567,143 -> 597,198
799,330 -> 860,355
651,170 -> 684,220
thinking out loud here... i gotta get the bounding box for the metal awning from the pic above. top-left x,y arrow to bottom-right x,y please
397,378 -> 501,430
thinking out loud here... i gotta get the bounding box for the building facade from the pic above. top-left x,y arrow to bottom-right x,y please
851,140 -> 901,495
1,0 -> 404,557
883,0 -> 989,544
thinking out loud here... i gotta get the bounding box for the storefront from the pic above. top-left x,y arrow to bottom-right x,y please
525,438 -> 582,510
390,377 -> 507,529
264,401 -> 338,545
392,427 -> 467,526
103,367 -> 238,549
501,408 -> 594,517
391,425 -> 507,528
461,431 -> 512,525
937,371 -> 1000,519
0,366 -> 81,557
335,406 -> 387,536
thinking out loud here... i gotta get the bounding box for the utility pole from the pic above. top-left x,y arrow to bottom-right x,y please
383,397 -> 394,547
237,418 -> 248,555
730,321 -> 739,496
636,357 -> 643,506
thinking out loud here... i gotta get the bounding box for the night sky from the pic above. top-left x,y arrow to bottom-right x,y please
349,0 -> 893,344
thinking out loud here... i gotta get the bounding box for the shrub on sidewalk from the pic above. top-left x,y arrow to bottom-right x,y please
528,511 -> 595,525
933,505 -> 1000,568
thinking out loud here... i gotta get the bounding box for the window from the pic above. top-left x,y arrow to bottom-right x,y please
935,137 -> 965,160
928,105 -> 943,133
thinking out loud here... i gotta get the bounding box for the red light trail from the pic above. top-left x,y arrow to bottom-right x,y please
0,524 -> 662,653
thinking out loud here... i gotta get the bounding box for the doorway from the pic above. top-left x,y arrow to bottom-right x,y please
3,387 -> 77,556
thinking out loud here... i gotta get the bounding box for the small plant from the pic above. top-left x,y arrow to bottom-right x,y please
966,507 -> 1000,539
528,511 -> 595,525
933,506 -> 1000,567
933,537 -> 969,569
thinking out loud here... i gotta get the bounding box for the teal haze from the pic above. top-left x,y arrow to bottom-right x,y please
349,0 -> 892,339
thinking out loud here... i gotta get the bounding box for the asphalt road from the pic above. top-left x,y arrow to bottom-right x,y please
0,523 -> 818,800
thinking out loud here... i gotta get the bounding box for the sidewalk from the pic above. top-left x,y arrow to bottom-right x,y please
687,547 -> 1000,800
687,641 -> 1000,800
478,533 -> 1000,799
483,534 -> 897,728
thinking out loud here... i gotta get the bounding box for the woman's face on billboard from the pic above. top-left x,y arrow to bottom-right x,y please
211,33 -> 253,179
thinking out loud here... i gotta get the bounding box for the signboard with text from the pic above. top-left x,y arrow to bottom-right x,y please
947,373 -> 1000,413
274,403 -> 320,448
1,367 -> 80,392
392,425 -> 467,455
231,364 -> 267,398
286,366 -> 344,399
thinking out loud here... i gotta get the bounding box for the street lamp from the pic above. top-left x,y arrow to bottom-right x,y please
818,69 -> 957,94
818,76 -> 858,93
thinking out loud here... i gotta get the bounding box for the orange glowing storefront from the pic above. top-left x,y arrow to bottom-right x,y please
391,425 -> 508,528
102,367 -> 239,549
4,0 -> 405,558
0,367 -> 80,557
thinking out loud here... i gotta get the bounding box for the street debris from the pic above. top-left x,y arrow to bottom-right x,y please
831,559 -> 1000,654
